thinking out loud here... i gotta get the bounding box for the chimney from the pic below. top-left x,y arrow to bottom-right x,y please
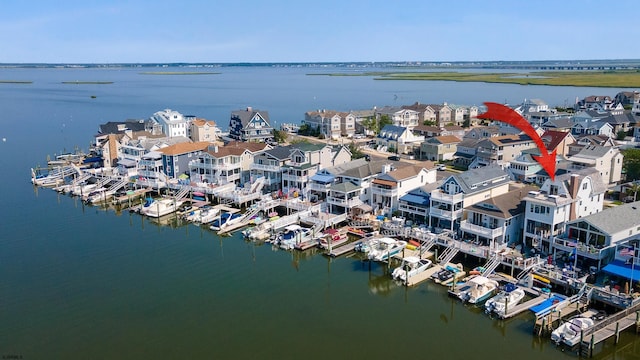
569,174 -> 580,220
382,164 -> 391,174
247,106 -> 252,112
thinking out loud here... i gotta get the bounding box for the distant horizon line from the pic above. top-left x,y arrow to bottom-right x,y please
2,59 -> 640,66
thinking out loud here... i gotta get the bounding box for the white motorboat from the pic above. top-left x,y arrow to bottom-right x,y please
391,256 -> 432,282
485,283 -> 526,316
196,208 -> 221,224
367,237 -> 407,262
551,317 -> 594,347
140,198 -> 184,218
458,276 -> 500,304
275,225 -> 313,250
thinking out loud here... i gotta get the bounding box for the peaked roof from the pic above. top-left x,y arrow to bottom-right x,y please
569,201 -> 640,235
291,142 -> 326,152
263,145 -> 293,160
429,135 -> 462,144
470,185 -> 537,218
231,107 -> 270,127
569,144 -> 616,161
377,164 -> 426,182
449,165 -> 510,194
159,141 -> 210,156
541,130 -> 572,151
339,160 -> 386,179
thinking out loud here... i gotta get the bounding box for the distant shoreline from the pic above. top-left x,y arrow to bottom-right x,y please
139,71 -> 221,75
1,59 -> 640,71
0,80 -> 32,84
310,70 -> 640,88
61,81 -> 113,84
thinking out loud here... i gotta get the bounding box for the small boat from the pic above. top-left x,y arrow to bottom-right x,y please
367,237 -> 407,262
391,256 -> 432,282
275,224 -> 314,250
209,212 -> 242,231
459,276 -> 500,304
431,263 -> 465,286
318,230 -> 349,250
485,283 -> 526,316
140,198 -> 184,217
551,317 -> 594,347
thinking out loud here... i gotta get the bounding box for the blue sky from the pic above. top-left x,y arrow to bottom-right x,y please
2,0 -> 638,63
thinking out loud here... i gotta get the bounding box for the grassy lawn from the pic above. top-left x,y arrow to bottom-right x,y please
309,70 -> 640,88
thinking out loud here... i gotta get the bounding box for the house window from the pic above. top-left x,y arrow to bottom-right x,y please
582,183 -> 587,190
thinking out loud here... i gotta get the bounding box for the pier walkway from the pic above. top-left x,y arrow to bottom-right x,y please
579,301 -> 640,357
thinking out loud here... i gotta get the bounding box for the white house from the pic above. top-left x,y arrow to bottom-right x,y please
522,169 -> 606,255
151,109 -> 189,138
370,164 -> 436,215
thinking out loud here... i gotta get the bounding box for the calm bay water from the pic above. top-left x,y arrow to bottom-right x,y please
1,66 -> 639,359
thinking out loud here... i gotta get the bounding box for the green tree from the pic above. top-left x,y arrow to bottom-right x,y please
616,130 -> 628,141
298,123 -> 311,136
348,141 -> 365,159
378,114 -> 392,131
622,148 -> 640,181
272,129 -> 288,143
361,116 -> 377,134
423,120 -> 436,126
626,181 -> 640,202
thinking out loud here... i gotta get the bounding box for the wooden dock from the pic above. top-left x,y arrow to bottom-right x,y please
406,264 -> 444,287
295,239 -> 320,251
579,303 -> 640,358
501,289 -> 547,319
326,241 -> 363,257
112,188 -> 151,206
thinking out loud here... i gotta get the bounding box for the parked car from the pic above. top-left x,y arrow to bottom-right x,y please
388,155 -> 400,161
436,164 -> 446,171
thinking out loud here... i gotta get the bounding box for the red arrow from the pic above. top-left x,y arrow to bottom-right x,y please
477,102 -> 557,180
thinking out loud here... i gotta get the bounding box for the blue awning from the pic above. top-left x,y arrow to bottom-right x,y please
602,261 -> 640,282
399,193 -> 430,206
310,173 -> 334,184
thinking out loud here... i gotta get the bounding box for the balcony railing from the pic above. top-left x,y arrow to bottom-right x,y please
327,197 -> 363,208
138,159 -> 162,168
250,163 -> 282,172
282,174 -> 309,183
552,237 -> 606,260
460,220 -> 503,239
371,187 -> 398,196
429,207 -> 463,220
398,203 -> 429,217
430,190 -> 463,203
308,182 -> 331,192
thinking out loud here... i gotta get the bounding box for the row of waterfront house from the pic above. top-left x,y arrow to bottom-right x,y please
38,92 -> 640,286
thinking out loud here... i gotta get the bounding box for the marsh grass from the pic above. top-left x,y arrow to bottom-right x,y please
311,70 -> 640,87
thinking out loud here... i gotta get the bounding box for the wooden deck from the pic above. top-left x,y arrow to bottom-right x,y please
579,303 -> 640,357
327,241 -> 360,257
501,290 -> 547,319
